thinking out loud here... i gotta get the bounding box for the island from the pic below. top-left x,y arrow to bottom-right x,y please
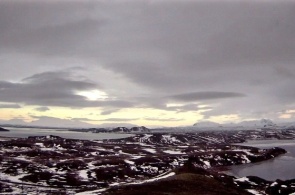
0,127 -> 9,132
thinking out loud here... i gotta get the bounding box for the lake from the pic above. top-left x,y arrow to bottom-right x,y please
0,127 -> 134,140
227,139 -> 295,181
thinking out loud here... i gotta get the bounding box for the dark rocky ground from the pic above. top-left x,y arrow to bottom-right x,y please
0,130 -> 294,194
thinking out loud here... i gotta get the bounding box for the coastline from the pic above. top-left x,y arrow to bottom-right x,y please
226,139 -> 295,181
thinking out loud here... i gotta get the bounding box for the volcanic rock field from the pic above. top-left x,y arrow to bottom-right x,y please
0,130 -> 294,195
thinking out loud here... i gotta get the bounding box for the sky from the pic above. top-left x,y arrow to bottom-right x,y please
0,0 -> 295,128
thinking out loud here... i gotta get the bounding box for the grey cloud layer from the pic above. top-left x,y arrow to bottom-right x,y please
0,71 -> 133,109
34,107 -> 50,112
0,71 -> 237,113
98,118 -> 139,122
144,117 -> 183,122
0,104 -> 21,109
1,1 -> 295,121
168,92 -> 246,102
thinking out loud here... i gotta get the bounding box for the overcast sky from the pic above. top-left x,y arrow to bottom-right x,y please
0,0 -> 295,127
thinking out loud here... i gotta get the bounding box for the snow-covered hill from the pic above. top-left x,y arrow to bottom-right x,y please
238,119 -> 275,128
192,119 -> 277,130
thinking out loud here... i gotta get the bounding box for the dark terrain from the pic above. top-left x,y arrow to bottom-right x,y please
0,129 -> 294,194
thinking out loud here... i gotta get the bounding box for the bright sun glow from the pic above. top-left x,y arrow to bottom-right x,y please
166,103 -> 185,107
77,90 -> 108,101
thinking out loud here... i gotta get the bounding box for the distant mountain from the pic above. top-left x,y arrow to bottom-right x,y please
0,118 -> 137,129
96,123 -> 137,128
130,126 -> 150,132
71,126 -> 151,133
274,121 -> 295,130
109,126 -> 150,133
0,119 -> 29,126
237,119 -> 275,128
192,119 -> 277,130
193,121 -> 221,127
29,117 -> 95,128
0,117 -> 96,128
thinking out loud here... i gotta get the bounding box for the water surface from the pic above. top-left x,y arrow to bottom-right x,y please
227,139 -> 295,180
0,127 -> 133,140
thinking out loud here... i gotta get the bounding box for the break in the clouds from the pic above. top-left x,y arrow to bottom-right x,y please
0,0 -> 295,126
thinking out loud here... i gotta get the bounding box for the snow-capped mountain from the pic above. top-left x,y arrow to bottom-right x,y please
238,119 -> 276,128
192,119 -> 277,130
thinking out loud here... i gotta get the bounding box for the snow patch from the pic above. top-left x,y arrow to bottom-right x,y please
143,148 -> 156,154
163,150 -> 184,155
79,170 -> 89,181
235,177 -> 249,182
270,182 -> 278,187
124,159 -> 135,165
247,189 -> 263,195
131,172 -> 175,184
76,188 -> 107,195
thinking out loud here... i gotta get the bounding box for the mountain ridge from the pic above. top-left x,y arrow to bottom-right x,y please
193,119 -> 279,129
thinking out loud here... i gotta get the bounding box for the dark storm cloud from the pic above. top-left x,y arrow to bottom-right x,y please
168,92 -> 246,102
0,71 -> 97,106
1,18 -> 104,56
0,71 -> 134,109
1,0 -> 295,121
0,0 -> 105,57
34,106 -> 50,112
91,1 -> 295,94
0,70 -> 219,113
0,104 -> 21,109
